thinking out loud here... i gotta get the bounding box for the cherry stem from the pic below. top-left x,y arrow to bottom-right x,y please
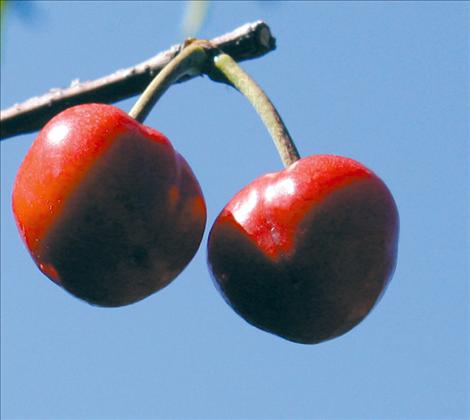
211,53 -> 300,167
129,41 -> 211,123
128,38 -> 300,167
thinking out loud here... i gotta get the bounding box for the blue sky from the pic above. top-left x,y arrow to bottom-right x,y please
1,2 -> 468,419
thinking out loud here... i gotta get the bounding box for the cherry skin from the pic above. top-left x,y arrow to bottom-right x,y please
13,103 -> 206,307
207,154 -> 399,344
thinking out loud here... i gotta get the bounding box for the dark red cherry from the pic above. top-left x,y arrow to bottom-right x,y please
208,154 -> 398,344
13,103 -> 206,306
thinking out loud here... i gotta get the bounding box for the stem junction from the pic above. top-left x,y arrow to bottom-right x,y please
129,38 -> 300,167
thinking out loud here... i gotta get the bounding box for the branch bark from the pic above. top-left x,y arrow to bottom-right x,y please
0,21 -> 276,140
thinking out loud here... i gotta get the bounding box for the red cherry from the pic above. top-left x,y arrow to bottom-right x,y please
208,154 -> 399,344
12,103 -> 206,307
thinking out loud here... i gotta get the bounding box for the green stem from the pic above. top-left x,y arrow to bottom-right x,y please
211,53 -> 300,167
128,38 -> 300,168
129,41 -> 211,123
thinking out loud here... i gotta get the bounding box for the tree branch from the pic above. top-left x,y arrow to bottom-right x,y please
0,21 -> 276,140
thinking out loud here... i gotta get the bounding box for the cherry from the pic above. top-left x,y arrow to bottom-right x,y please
207,154 -> 399,344
12,103 -> 206,306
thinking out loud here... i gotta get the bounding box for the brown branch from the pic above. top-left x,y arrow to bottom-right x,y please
0,21 -> 276,140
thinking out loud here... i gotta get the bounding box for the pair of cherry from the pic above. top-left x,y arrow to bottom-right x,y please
12,43 -> 399,344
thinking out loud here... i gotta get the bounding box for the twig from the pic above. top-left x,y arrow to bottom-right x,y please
0,21 -> 276,140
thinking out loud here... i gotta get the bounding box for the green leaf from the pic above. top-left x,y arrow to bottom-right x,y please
181,0 -> 210,38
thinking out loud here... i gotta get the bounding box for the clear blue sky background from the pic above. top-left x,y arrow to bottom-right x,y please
1,2 -> 468,419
